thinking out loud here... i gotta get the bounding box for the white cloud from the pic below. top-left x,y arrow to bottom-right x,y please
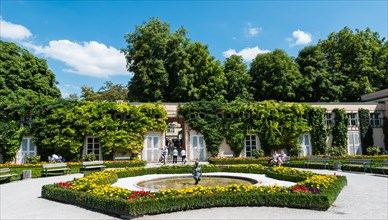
23,40 -> 129,78
58,84 -> 81,98
288,29 -> 312,47
245,22 -> 262,37
222,46 -> 270,62
0,18 -> 32,40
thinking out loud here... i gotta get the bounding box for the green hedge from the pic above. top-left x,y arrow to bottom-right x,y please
41,165 -> 347,217
209,157 -> 270,165
209,156 -> 388,174
0,160 -> 146,181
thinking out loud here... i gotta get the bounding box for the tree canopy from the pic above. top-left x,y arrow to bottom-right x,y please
175,42 -> 226,102
0,40 -> 61,162
312,27 -> 387,101
122,18 -> 190,102
223,55 -> 253,102
250,49 -> 302,102
123,21 -> 387,103
81,81 -> 128,102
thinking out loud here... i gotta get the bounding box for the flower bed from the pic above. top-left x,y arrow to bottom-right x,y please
42,165 -> 347,218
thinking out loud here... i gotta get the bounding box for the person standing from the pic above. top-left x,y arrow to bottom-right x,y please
181,149 -> 186,164
162,147 -> 168,165
172,147 -> 178,164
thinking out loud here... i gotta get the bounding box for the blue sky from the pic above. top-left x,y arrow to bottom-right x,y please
1,0 -> 387,98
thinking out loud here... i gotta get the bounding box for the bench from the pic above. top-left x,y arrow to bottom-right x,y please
81,161 -> 106,172
344,159 -> 372,173
304,158 -> 329,169
114,156 -> 131,160
0,168 -> 18,181
374,160 -> 388,175
223,154 -> 234,158
42,163 -> 71,177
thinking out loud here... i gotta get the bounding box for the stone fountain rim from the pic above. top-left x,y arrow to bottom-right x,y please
134,173 -> 260,192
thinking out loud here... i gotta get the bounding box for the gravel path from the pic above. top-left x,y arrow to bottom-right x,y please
1,169 -> 387,220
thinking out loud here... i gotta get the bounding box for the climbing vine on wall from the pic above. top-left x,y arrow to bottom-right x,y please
0,120 -> 26,162
179,101 -> 311,156
222,102 -> 251,156
358,108 -> 374,152
33,101 -> 167,161
178,101 -> 225,157
308,107 -> 328,155
331,108 -> 348,153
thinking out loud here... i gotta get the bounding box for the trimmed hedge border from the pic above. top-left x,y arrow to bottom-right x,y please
209,156 -> 388,174
42,165 -> 347,218
0,160 -> 146,181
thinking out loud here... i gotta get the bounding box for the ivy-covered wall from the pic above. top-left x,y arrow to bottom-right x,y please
358,108 -> 374,152
331,108 -> 348,155
179,101 -> 312,156
2,101 -> 167,162
35,101 -> 167,161
308,107 -> 328,155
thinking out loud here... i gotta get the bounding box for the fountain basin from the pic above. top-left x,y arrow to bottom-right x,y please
111,172 -> 296,192
136,174 -> 259,191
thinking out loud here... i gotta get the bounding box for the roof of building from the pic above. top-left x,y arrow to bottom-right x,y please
361,89 -> 388,102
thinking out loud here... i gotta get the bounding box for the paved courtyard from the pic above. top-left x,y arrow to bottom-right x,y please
1,168 -> 387,220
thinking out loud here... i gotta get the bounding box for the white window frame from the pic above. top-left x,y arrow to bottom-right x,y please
244,135 -> 259,158
167,123 -> 175,133
143,135 -> 161,162
299,133 -> 311,156
84,136 -> 102,161
347,113 -> 358,127
347,132 -> 361,155
370,113 -> 381,128
325,113 -> 333,127
18,136 -> 37,164
190,134 -> 206,161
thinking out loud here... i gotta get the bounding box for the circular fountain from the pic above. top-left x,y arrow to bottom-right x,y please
136,174 -> 259,191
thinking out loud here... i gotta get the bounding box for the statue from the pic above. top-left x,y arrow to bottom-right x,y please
192,160 -> 202,185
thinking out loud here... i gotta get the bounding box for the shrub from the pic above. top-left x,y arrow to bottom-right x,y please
366,146 -> 381,156
208,157 -> 270,165
252,149 -> 265,158
82,153 -> 97,161
326,147 -> 346,156
25,155 -> 41,164
289,146 -> 302,156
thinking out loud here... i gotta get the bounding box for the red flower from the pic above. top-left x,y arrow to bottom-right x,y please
57,182 -> 72,188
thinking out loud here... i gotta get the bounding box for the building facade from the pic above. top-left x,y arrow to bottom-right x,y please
12,90 -> 388,164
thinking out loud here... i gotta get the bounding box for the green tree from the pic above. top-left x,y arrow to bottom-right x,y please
176,42 -> 227,101
223,55 -> 253,102
296,46 -> 343,102
0,40 -> 61,162
318,27 -> 387,101
0,40 -> 61,100
81,81 -> 128,102
122,18 -> 190,102
249,49 -> 302,101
